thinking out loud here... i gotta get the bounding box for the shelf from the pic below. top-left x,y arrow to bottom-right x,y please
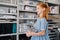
19,33 -> 25,35
49,32 -> 56,34
49,13 -> 59,15
0,17 -> 17,19
0,21 -> 17,23
0,2 -> 17,7
0,13 -> 17,15
19,18 -> 37,20
34,0 -> 60,6
19,10 -> 37,13
50,38 -> 56,40
0,33 -> 17,37
19,3 -> 36,7
49,35 -> 57,37
46,1 -> 60,6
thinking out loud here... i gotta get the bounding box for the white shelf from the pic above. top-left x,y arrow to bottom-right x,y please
19,3 -> 36,7
0,21 -> 17,23
38,0 -> 60,5
0,13 -> 17,15
0,2 -> 17,7
0,17 -> 17,19
19,18 -> 37,20
18,33 -> 25,35
19,10 -> 37,13
0,33 -> 17,37
46,1 -> 60,5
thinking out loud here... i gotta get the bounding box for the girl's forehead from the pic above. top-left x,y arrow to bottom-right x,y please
36,6 -> 42,9
36,6 -> 40,8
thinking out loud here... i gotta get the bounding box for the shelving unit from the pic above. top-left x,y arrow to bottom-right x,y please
0,0 -> 60,40
0,0 -> 17,40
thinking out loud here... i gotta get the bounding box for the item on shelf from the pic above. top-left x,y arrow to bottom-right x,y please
24,5 -> 36,11
22,0 -> 38,6
19,13 -> 25,18
0,15 -> 16,19
12,23 -> 16,33
23,0 -> 30,5
0,0 -> 11,3
9,8 -> 17,13
29,1 -> 38,6
19,5 -> 24,10
50,6 -> 59,14
0,23 -> 13,34
0,36 -> 16,40
0,6 -> 8,13
19,20 -> 27,23
11,0 -> 17,4
24,13 -> 36,18
0,23 -> 16,34
19,0 -> 23,3
47,0 -> 59,4
0,20 -> 7,22
26,20 -> 34,25
0,19 -> 16,22
19,23 -> 30,33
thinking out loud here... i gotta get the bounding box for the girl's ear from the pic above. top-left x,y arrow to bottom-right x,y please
43,8 -> 45,11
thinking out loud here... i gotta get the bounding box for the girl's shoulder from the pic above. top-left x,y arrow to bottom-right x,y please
40,18 -> 48,24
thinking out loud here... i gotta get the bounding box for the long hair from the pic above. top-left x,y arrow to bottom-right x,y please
37,2 -> 50,20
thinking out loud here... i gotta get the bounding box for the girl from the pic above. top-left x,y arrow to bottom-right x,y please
26,2 -> 50,40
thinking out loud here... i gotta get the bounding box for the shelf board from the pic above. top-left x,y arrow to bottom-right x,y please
49,35 -> 57,37
49,32 -> 56,34
46,1 -> 60,6
19,32 -> 25,35
0,21 -> 17,23
19,18 -> 37,20
0,33 -> 17,37
0,2 -> 17,7
0,13 -> 17,15
19,10 -> 37,13
49,13 -> 59,15
33,0 -> 60,6
0,17 -> 17,19
19,3 -> 36,7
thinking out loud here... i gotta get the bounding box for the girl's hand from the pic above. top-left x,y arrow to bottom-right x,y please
26,31 -> 32,37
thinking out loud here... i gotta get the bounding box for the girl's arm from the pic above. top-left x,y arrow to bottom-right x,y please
26,30 -> 45,37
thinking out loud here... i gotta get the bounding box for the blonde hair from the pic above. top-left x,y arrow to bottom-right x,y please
37,2 -> 50,20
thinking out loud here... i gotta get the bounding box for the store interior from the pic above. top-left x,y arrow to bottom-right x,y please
0,0 -> 60,40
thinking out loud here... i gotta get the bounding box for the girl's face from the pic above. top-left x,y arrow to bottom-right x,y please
36,6 -> 45,15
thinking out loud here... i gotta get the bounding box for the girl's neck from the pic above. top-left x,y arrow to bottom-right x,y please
38,13 -> 44,19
